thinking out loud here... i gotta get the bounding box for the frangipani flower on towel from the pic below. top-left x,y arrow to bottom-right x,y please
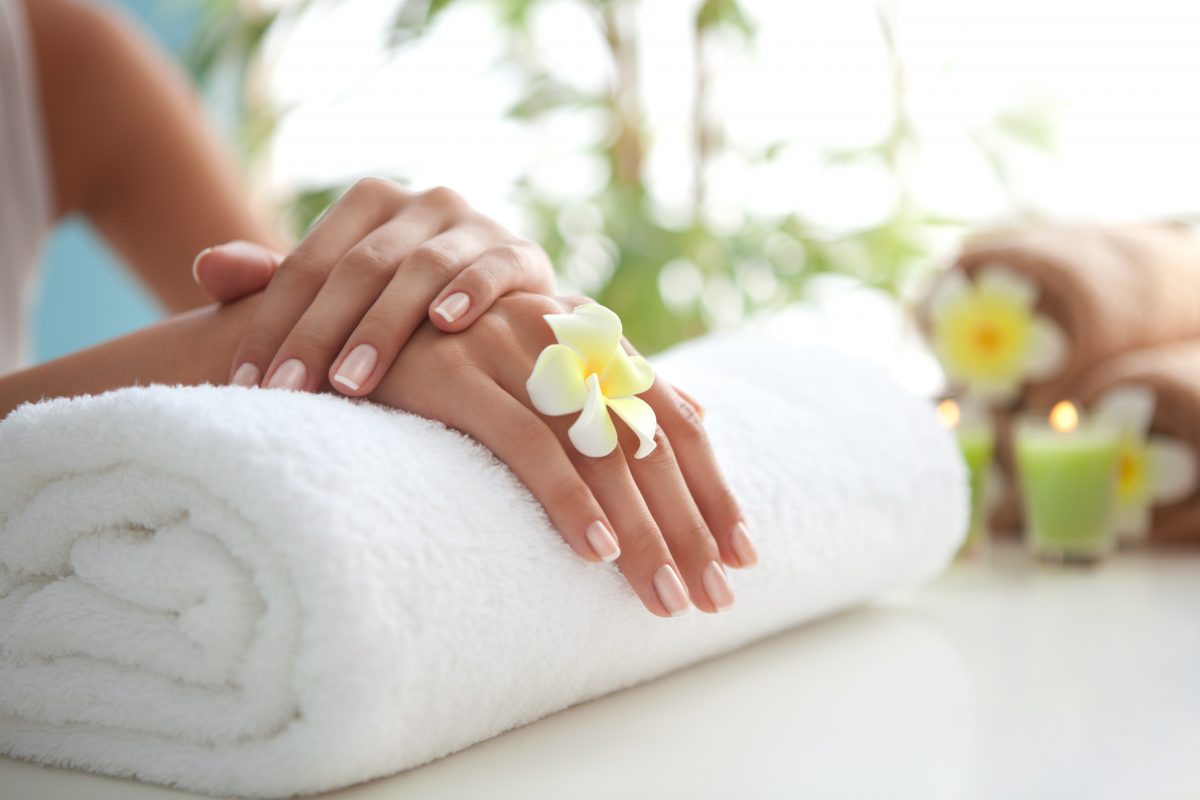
929,265 -> 1068,402
526,303 -> 657,459
1094,385 -> 1199,542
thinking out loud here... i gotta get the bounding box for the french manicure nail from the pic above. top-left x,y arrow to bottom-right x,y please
191,247 -> 213,282
231,363 -> 261,388
266,359 -> 307,391
730,522 -> 758,568
585,520 -> 620,562
703,560 -> 735,612
433,292 -> 470,323
653,564 -> 690,617
332,344 -> 378,392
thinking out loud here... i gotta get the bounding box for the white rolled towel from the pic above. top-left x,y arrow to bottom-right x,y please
0,338 -> 966,798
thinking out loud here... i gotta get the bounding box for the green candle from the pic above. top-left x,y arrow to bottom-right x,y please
938,399 -> 995,556
957,425 -> 995,556
1015,402 -> 1120,563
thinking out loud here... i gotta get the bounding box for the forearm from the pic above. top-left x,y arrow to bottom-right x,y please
0,294 -> 263,420
26,0 -> 285,312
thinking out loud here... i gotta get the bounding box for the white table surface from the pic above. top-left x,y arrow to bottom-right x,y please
4,541 -> 1198,800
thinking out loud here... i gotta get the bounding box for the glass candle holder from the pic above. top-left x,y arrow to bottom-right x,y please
937,399 -> 995,557
1014,401 -> 1120,564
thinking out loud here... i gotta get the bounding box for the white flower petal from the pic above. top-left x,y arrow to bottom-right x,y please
1148,435 -> 1199,505
1115,502 -> 1152,542
601,348 -> 655,398
1024,314 -> 1069,381
1092,385 -> 1157,436
607,396 -> 658,459
526,344 -> 588,416
544,303 -> 622,371
928,269 -> 971,325
568,374 -> 619,458
976,264 -> 1039,310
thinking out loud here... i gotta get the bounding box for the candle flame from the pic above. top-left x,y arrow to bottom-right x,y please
936,399 -> 961,429
1050,400 -> 1079,433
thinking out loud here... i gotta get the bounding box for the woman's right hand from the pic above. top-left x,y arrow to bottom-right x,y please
369,292 -> 757,617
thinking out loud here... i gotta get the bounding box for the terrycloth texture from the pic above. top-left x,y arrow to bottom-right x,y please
0,339 -> 967,798
1075,340 -> 1200,543
949,222 -> 1200,408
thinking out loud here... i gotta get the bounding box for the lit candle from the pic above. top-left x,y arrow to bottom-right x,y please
1014,401 -> 1121,563
936,398 -> 995,557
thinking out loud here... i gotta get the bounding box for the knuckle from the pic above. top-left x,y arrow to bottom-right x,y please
281,250 -> 328,289
710,484 -> 742,522
421,185 -> 466,211
350,176 -> 395,200
668,398 -> 707,443
280,325 -> 329,358
409,241 -> 460,280
546,479 -> 594,516
623,521 -> 668,563
341,242 -> 394,281
496,409 -> 549,453
680,519 -> 714,547
464,262 -> 501,299
469,303 -> 513,340
637,427 -> 677,474
582,449 -> 629,483
490,241 -> 532,272
358,303 -> 409,339
238,320 -> 283,360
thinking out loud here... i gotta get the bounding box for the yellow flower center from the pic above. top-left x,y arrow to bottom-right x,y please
971,320 -> 1005,357
936,293 -> 1031,384
1116,437 -> 1149,506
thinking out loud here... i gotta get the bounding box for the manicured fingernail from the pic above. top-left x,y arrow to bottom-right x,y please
730,522 -> 758,568
266,359 -> 306,391
653,564 -> 690,617
192,246 -> 214,282
703,560 -> 735,612
433,292 -> 470,323
231,363 -> 260,387
585,520 -> 620,562
332,344 -> 378,392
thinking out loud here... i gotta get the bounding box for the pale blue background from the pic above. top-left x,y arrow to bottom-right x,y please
30,0 -> 201,363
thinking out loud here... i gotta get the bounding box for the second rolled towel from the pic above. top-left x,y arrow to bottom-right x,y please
0,337 -> 966,798
1075,340 -> 1200,543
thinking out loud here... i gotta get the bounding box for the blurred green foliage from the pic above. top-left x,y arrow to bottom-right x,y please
186,0 -> 1054,353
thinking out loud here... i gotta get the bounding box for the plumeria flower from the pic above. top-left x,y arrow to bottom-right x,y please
1093,385 -> 1199,542
526,303 -> 658,459
929,265 -> 1068,403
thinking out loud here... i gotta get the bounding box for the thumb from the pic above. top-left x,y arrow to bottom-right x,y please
193,240 -> 285,303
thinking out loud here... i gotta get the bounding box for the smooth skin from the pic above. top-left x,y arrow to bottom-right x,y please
28,0 -> 550,349
211,178 -> 558,394
0,293 -> 757,616
16,0 -> 757,615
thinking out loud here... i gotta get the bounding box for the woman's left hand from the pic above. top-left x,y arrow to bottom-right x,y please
192,178 -> 556,395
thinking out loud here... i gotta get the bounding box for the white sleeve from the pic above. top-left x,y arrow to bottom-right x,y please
0,0 -> 54,372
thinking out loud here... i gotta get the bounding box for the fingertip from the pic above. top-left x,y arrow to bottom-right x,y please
329,342 -> 381,397
429,291 -> 473,330
192,246 -> 214,284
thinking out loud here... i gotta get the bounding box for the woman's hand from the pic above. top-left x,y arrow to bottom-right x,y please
193,178 -> 556,395
368,292 -> 757,618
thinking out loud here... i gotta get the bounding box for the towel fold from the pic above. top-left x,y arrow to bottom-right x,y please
1075,340 -> 1200,542
954,222 -> 1200,407
0,337 -> 966,798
